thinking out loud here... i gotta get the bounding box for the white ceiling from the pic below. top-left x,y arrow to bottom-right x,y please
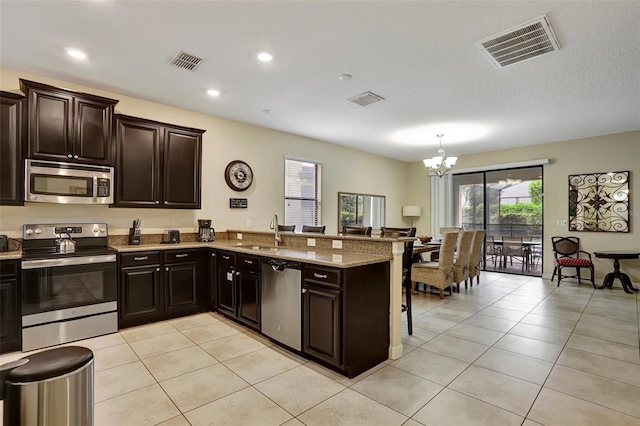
1,1 -> 639,162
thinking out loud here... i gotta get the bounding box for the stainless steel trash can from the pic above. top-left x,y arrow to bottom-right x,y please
1,346 -> 94,426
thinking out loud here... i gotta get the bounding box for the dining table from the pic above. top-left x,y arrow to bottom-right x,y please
492,240 -> 541,270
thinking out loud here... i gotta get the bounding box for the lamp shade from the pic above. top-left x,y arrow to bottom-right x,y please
402,205 -> 421,217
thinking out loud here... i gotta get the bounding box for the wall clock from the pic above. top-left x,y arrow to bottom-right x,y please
224,160 -> 253,191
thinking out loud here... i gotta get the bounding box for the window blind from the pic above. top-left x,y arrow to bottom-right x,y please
284,158 -> 321,227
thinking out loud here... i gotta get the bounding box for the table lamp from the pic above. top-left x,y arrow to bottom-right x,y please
402,205 -> 421,227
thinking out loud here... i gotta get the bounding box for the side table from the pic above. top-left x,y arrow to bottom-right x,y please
594,251 -> 640,294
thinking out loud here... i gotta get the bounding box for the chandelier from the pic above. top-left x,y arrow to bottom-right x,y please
423,134 -> 457,177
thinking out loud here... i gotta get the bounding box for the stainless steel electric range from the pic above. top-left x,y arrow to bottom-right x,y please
21,223 -> 117,351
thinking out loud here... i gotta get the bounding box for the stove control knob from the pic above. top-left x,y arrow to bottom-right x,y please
25,229 -> 33,235
100,226 -> 106,233
34,228 -> 42,234
93,227 -> 99,233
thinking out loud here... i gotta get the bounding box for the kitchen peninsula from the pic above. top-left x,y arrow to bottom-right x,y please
110,230 -> 408,378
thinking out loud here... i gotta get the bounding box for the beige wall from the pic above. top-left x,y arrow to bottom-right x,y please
409,131 -> 640,282
0,68 -> 410,237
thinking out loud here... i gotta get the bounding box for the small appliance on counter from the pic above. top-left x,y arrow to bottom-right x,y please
128,218 -> 141,245
164,230 -> 180,244
197,219 -> 215,242
0,235 -> 8,252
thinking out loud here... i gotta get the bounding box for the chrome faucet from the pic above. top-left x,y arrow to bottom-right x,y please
270,213 -> 281,246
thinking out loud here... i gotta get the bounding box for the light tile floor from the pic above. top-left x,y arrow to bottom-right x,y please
1,271 -> 639,425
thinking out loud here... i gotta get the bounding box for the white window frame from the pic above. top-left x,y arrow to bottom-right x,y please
284,156 -> 322,227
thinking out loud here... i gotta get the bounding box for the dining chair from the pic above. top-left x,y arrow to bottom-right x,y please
468,230 -> 486,286
452,231 -> 474,292
551,236 -> 595,287
382,227 -> 418,334
380,227 -> 415,238
301,225 -> 326,234
486,236 -> 502,268
277,224 -> 296,232
502,236 -> 527,271
341,226 -> 372,236
411,232 -> 457,300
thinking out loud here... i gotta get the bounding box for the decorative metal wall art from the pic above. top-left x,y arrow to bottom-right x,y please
568,171 -> 629,232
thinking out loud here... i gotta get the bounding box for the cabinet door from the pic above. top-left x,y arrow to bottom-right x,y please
73,97 -> 114,165
238,270 -> 260,329
0,278 -> 20,353
114,116 -> 162,207
162,127 -> 202,208
119,266 -> 162,322
303,284 -> 342,366
217,264 -> 236,316
0,93 -> 24,206
164,263 -> 198,312
26,88 -> 73,161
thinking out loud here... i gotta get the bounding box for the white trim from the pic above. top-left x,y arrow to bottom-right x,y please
284,155 -> 323,165
451,158 -> 549,175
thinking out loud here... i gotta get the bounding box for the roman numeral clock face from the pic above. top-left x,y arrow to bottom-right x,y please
224,160 -> 253,191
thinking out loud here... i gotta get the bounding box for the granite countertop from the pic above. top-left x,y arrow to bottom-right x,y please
110,240 -> 391,268
0,250 -> 22,261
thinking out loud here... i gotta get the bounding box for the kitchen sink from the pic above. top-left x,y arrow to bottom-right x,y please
250,246 -> 279,251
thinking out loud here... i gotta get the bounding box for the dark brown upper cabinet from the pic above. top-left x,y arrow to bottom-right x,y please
19,79 -> 119,166
0,92 -> 25,206
114,114 -> 204,209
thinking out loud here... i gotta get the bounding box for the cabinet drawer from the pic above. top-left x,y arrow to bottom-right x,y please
120,251 -> 161,267
0,260 -> 18,278
237,254 -> 260,271
164,249 -> 198,264
304,265 -> 341,288
218,251 -> 236,266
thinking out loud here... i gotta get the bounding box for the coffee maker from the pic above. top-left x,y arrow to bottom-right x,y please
197,220 -> 215,242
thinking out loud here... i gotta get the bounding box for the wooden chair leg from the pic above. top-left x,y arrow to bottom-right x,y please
411,281 -> 416,295
439,289 -> 444,299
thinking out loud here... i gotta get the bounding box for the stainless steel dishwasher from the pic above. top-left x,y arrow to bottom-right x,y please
261,258 -> 302,351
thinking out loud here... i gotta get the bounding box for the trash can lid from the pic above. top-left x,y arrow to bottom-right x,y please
5,346 -> 93,383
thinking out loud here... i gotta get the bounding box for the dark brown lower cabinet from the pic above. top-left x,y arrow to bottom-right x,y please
0,259 -> 20,354
302,262 -> 390,378
118,250 -> 203,329
216,251 -> 261,331
302,284 -> 341,366
119,264 -> 162,322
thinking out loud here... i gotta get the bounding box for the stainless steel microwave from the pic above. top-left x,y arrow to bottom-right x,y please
25,159 -> 114,204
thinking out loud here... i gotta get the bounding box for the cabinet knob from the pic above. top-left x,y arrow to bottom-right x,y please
156,268 -> 160,272
164,201 -> 167,204
211,253 -> 216,257
155,201 -> 159,204
67,154 -> 73,159
166,267 -> 169,271
73,155 -> 79,159
302,288 -> 307,294
236,271 -> 241,276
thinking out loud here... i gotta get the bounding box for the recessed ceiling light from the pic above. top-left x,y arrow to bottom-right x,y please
262,109 -> 273,114
339,74 -> 352,81
66,48 -> 87,60
207,89 -> 220,97
257,52 -> 273,62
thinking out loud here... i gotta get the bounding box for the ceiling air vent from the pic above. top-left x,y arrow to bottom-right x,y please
348,91 -> 385,106
476,15 -> 560,68
170,51 -> 203,71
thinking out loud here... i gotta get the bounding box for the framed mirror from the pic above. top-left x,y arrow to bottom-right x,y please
338,192 -> 385,231
568,171 -> 629,232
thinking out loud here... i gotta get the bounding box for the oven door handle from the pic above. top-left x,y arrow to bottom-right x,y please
22,254 -> 117,269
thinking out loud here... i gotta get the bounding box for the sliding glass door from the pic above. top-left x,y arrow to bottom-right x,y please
453,166 -> 543,276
